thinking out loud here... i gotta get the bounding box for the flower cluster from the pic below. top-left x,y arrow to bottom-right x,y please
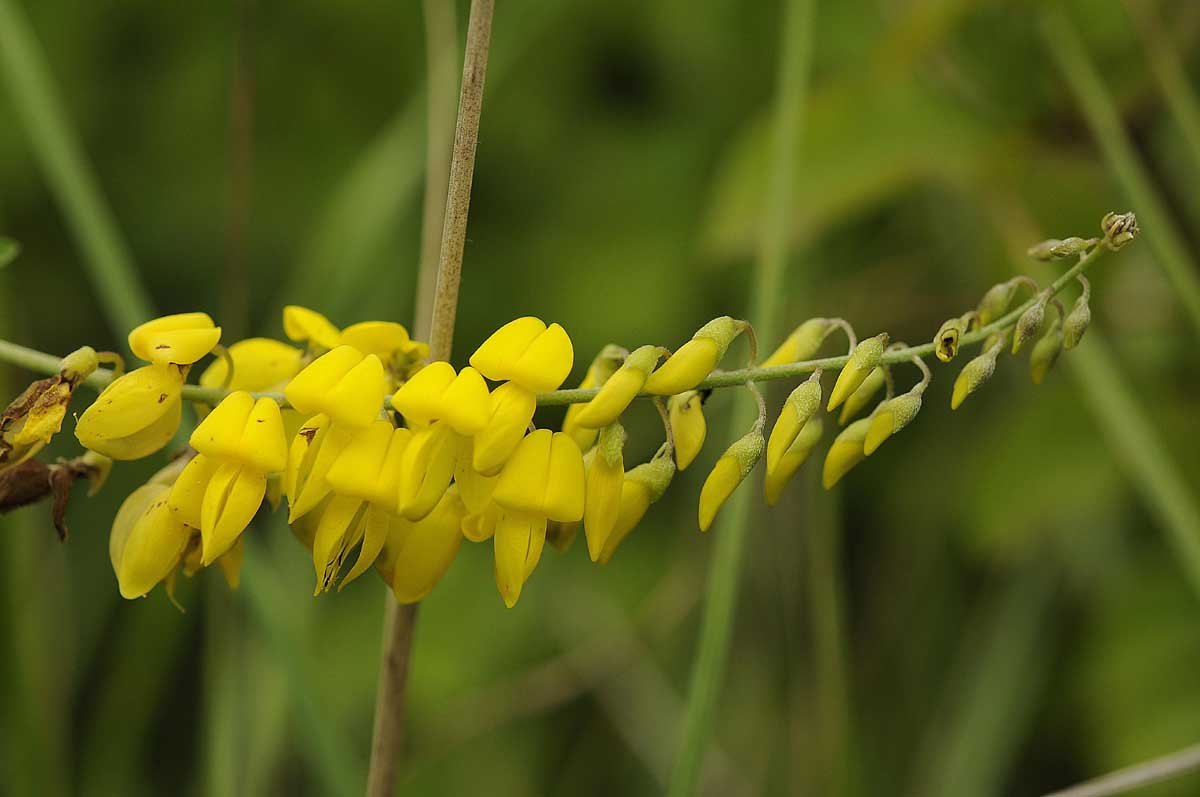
0,213 -> 1134,609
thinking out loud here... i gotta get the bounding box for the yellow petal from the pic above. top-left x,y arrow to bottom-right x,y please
283,305 -> 341,349
289,423 -> 355,522
761,319 -> 833,368
340,321 -> 417,362
597,479 -> 652,565
117,489 -> 192,599
75,365 -> 183,459
440,367 -> 491,435
766,379 -> 821,473
217,537 -> 245,590
493,510 -> 547,608
472,382 -> 536,474
286,414 -> 328,503
391,490 -> 465,603
111,483 -> 169,580
397,423 -> 464,521
574,366 -> 644,429
454,443 -> 498,515
544,431 -> 585,522
643,338 -> 718,395
827,333 -> 888,412
326,419 -> 403,508
199,338 -> 304,392
389,361 -> 456,425
342,503 -> 393,588
584,448 -> 624,562
285,346 -> 384,427
168,453 -> 220,528
698,456 -> 740,532
241,397 -> 288,473
201,462 -> 266,564
128,312 -> 221,366
837,366 -> 886,425
668,391 -> 707,471
461,501 -> 500,542
312,494 -> 365,593
508,323 -> 574,393
469,317 -> 547,382
822,418 -> 869,489
190,390 -> 254,462
764,417 -> 823,506
492,428 -> 551,515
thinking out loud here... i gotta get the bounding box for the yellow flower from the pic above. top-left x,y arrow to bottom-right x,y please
168,391 -> 287,564
596,449 -> 675,564
863,388 -> 924,456
491,429 -> 584,607
822,418 -> 870,489
460,500 -> 500,543
340,321 -> 429,374
285,414 -> 356,522
837,366 -> 886,424
562,344 -> 625,451
283,305 -> 342,350
827,333 -> 888,412
200,337 -> 304,392
397,422 -> 466,521
572,345 -> 660,429
762,318 -> 834,367
284,345 -> 387,429
472,381 -> 537,475
583,423 -> 625,561
765,376 -> 820,474
75,364 -> 185,460
128,312 -> 222,367
470,316 -> 574,393
390,363 -> 491,435
454,440 -> 499,515
764,416 -> 823,505
310,420 -> 410,593
1,347 -> 98,471
668,390 -> 707,471
698,428 -> 764,531
110,483 -> 193,599
384,488 -> 466,604
644,317 -> 743,395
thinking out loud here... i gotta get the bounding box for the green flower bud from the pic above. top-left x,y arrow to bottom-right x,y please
827,333 -> 888,412
766,375 -> 821,474
1027,237 -> 1095,261
863,387 -> 924,456
934,318 -> 963,363
762,318 -> 834,367
1012,294 -> 1048,354
951,348 -> 999,410
1063,291 -> 1091,350
976,280 -> 1018,326
1101,211 -> 1139,250
838,366 -> 886,424
1029,319 -> 1064,385
698,428 -> 764,531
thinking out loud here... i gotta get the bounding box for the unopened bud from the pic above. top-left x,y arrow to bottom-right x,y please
822,418 -> 870,489
644,317 -> 744,396
698,428 -> 763,532
838,366 -> 886,424
950,348 -> 999,410
766,375 -> 821,474
668,390 -> 707,471
1012,293 -> 1049,354
1027,237 -> 1095,261
934,318 -> 963,363
1063,282 -> 1091,350
762,318 -> 834,367
1101,211 -> 1139,250
827,333 -> 888,412
764,417 -> 823,506
976,280 -> 1019,326
864,387 -> 924,456
1029,319 -> 1064,385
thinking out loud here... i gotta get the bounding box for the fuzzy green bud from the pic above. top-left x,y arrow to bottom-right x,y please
1029,319 -> 1064,385
863,386 -> 924,456
827,333 -> 888,412
644,316 -> 744,396
766,375 -> 821,474
698,428 -> 764,531
976,280 -> 1019,326
1063,293 -> 1091,350
950,348 -> 999,410
1027,237 -> 1095,261
762,318 -> 834,367
1012,293 -> 1049,354
838,366 -> 886,424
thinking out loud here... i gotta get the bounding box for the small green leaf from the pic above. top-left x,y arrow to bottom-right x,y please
0,237 -> 19,269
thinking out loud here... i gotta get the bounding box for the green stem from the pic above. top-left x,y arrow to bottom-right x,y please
0,0 -> 154,335
1039,7 -> 1200,333
667,0 -> 816,793
1041,742 -> 1200,797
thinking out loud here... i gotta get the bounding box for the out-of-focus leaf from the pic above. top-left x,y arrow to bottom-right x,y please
0,236 -> 18,268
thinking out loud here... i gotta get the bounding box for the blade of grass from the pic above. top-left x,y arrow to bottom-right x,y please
0,0 -> 154,334
1039,6 -> 1200,334
668,0 -> 817,793
1041,742 -> 1200,797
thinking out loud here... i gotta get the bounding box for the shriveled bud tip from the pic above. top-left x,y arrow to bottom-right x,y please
1101,211 -> 1139,250
822,418 -> 870,489
827,333 -> 888,412
863,390 -> 923,456
1012,298 -> 1047,354
698,429 -> 763,531
951,349 -> 998,410
1029,320 -> 1064,385
934,318 -> 963,363
1063,294 -> 1091,350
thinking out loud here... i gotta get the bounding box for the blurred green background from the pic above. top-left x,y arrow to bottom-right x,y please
2,0 -> 1200,794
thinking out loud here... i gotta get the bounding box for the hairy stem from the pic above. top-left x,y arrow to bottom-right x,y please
366,2 -> 493,796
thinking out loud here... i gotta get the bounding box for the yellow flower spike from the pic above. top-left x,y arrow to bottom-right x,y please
764,416 -> 824,506
950,347 -> 1000,410
439,367 -> 492,435
200,460 -> 267,565
644,316 -> 743,395
667,390 -> 707,471
762,318 -> 834,367
454,443 -> 498,515
217,537 -> 245,590
390,488 -> 465,604
822,418 -> 871,489
863,388 -> 924,456
597,450 -> 675,564
115,486 -> 193,599
1029,319 -> 1064,385
827,333 -> 888,412
562,344 -> 625,451
283,305 -> 342,350
325,420 -> 408,512
461,500 -> 500,542
168,454 -> 220,527
574,345 -> 660,429
340,321 -> 422,363
75,364 -> 184,460
391,361 -> 456,424
493,510 -> 548,608
698,428 -> 764,532
470,317 -> 575,392
837,366 -> 886,425
128,312 -> 222,366
190,392 -> 288,474
397,423 -> 465,521
284,346 -> 386,429
766,376 -> 821,474
472,382 -> 537,475
199,338 -> 304,392
584,423 -> 625,561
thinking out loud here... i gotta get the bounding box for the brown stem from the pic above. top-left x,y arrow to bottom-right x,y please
365,2 -> 494,795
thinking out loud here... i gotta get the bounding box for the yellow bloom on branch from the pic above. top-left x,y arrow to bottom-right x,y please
128,312 -> 222,367
470,316 -> 574,393
75,364 -> 185,460
698,428 -> 764,532
644,317 -> 744,396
